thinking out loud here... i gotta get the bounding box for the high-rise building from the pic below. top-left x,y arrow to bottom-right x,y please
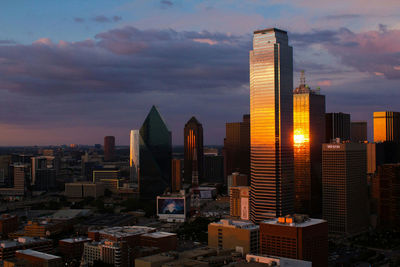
171,159 -> 182,192
139,106 -> 172,199
208,219 -> 259,255
322,142 -> 369,235
373,111 -> 400,143
130,130 -> 140,184
184,117 -> 204,185
325,113 -> 351,142
249,28 -> 294,222
293,71 -> 325,216
230,186 -> 250,220
372,163 -> 400,228
259,215 -> 328,267
351,121 -> 368,142
227,172 -> 248,194
203,155 -> 224,183
104,136 -> 115,162
223,115 -> 250,180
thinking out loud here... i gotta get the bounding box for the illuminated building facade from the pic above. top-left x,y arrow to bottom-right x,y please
373,111 -> 400,143
223,115 -> 250,180
293,74 -> 325,216
130,130 -> 140,184
249,28 -> 294,222
322,143 -> 369,235
139,106 -> 172,199
325,113 -> 350,142
104,136 -> 115,162
184,117 -> 203,185
171,159 -> 182,192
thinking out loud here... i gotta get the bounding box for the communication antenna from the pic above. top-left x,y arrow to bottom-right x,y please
300,70 -> 306,87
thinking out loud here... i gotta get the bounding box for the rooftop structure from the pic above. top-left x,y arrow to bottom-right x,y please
16,249 -> 60,260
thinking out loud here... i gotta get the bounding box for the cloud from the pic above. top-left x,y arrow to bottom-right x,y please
324,14 -> 361,20
74,17 -> 85,23
93,15 -> 122,23
0,40 -> 15,45
317,80 -> 332,87
160,0 -> 174,9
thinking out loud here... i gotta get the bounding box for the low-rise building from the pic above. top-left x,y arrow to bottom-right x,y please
208,219 -> 259,255
65,182 -> 104,199
230,186 -> 249,220
58,237 -> 91,260
0,237 -> 53,261
140,232 -> 177,252
10,249 -> 62,267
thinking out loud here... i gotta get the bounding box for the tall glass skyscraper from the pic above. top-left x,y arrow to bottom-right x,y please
293,72 -> 325,216
139,106 -> 172,199
249,28 -> 294,223
184,116 -> 204,186
130,130 -> 140,184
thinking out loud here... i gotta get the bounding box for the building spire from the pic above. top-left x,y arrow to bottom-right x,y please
300,70 -> 306,87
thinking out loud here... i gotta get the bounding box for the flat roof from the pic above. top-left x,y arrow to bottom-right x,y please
141,231 -> 176,238
60,237 -> 92,243
254,28 -> 287,34
261,218 -> 326,228
98,226 -> 156,238
210,219 -> 259,230
136,253 -> 174,263
16,249 -> 60,260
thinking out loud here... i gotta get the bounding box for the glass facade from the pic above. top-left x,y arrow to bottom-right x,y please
249,28 -> 294,222
184,117 -> 204,185
139,106 -> 172,199
129,130 -> 140,184
293,90 -> 325,216
373,111 -> 400,143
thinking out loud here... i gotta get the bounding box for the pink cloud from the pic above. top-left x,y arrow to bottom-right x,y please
192,38 -> 218,45
317,80 -> 332,86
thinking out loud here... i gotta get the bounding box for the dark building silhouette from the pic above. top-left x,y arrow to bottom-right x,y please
204,155 -> 224,183
374,111 -> 400,143
351,121 -> 368,142
250,28 -> 294,223
223,115 -> 250,182
372,163 -> 400,228
322,142 -> 369,235
184,117 -> 203,185
325,113 -> 351,142
139,106 -> 172,199
293,72 -> 325,216
104,136 -> 115,162
259,215 -> 328,267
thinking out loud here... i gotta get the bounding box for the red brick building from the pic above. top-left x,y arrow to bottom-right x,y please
0,237 -> 53,261
58,237 -> 91,260
259,215 -> 328,267
0,214 -> 18,238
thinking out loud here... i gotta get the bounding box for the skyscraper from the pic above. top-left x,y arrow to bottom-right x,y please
325,113 -> 351,142
293,71 -> 325,216
373,111 -> 400,143
139,106 -> 172,199
171,159 -> 182,192
223,114 -> 250,180
322,142 -> 369,235
104,136 -> 115,162
250,28 -> 294,223
130,130 -> 140,184
351,121 -> 368,142
184,117 -> 203,185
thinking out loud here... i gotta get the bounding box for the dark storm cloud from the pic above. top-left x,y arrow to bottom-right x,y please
160,0 -> 174,9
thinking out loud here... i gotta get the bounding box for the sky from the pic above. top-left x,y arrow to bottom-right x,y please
0,0 -> 399,146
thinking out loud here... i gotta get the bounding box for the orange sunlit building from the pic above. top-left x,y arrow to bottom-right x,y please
373,111 -> 400,143
293,71 -> 325,216
184,117 -> 203,186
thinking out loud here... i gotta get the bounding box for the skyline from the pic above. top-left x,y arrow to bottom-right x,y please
1,1 -> 400,146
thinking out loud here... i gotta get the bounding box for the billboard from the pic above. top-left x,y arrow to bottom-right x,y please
240,197 -> 249,220
157,197 -> 185,215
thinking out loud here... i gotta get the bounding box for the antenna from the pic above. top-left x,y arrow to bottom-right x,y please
300,70 -> 305,87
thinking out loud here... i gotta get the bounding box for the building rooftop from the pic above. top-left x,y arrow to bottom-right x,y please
261,216 -> 326,228
60,237 -> 92,243
210,219 -> 259,230
0,237 -> 50,248
141,231 -> 177,239
16,249 -> 60,260
136,253 -> 174,263
97,225 -> 156,238
254,28 -> 287,34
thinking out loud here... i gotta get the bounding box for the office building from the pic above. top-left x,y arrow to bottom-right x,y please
58,237 -> 91,260
130,129 -> 140,184
293,71 -> 325,216
203,155 -> 224,183
93,169 -> 119,183
250,28 -> 294,222
230,186 -> 250,220
325,112 -> 351,142
139,232 -> 177,252
0,214 -> 18,238
184,117 -> 204,185
139,106 -> 172,199
0,155 -> 12,187
208,219 -> 259,255
227,172 -> 248,194
104,136 -> 115,162
82,240 -> 129,267
372,163 -> 400,228
374,111 -> 400,143
351,121 -> 368,142
322,142 -> 369,235
223,114 -> 250,180
65,182 -> 104,199
0,237 -> 53,261
259,215 -> 327,267
10,249 -> 62,267
171,159 -> 182,192
0,164 -> 29,196
31,156 -> 57,191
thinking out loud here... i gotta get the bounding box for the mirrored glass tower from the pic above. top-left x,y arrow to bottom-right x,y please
249,28 -> 294,223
